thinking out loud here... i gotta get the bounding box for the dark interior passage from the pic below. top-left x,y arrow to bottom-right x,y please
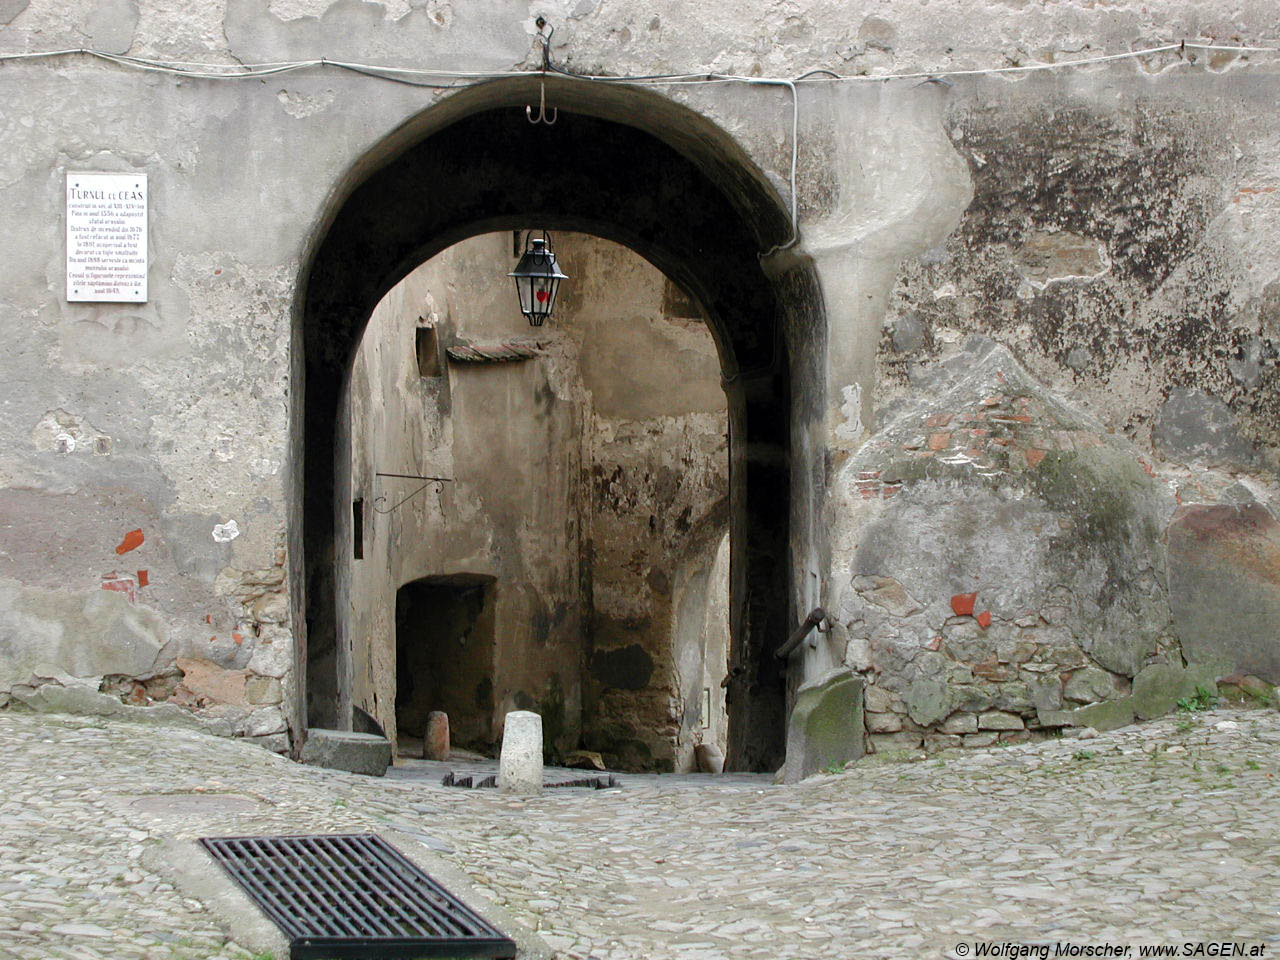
395,575 -> 496,754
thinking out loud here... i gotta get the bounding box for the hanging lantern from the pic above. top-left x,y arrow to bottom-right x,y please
509,231 -> 568,327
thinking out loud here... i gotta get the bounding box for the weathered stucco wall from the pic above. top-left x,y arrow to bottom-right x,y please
0,0 -> 1277,769
827,69 -> 1280,752
343,231 -> 588,757
567,237 -> 729,771
345,232 -> 727,770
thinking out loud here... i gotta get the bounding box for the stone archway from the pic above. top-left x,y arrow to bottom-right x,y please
293,76 -> 824,771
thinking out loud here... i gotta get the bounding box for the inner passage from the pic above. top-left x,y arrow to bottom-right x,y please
395,575 -> 495,755
346,232 -> 730,772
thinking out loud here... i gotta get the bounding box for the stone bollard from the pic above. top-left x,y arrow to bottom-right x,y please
424,711 -> 450,761
498,711 -> 543,794
694,742 -> 724,774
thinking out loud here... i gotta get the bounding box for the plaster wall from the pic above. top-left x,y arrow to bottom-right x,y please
341,232 -> 587,754
0,0 -> 1277,765
670,530 -> 731,769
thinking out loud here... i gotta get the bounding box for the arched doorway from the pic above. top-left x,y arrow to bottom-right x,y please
294,77 -> 822,771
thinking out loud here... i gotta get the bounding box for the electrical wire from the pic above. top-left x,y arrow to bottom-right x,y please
1,39 -> 1272,84
2,39 -> 1276,251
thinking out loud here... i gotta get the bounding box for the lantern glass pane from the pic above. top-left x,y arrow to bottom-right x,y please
514,276 -> 533,316
544,276 -> 561,315
531,276 -> 555,319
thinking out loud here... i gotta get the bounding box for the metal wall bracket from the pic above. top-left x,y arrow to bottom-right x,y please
372,472 -> 454,515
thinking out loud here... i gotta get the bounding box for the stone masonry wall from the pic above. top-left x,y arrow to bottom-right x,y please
843,73 -> 1280,752
832,340 -> 1278,754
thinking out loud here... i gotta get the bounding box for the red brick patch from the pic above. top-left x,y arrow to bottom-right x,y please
976,610 -> 993,629
928,432 -> 952,451
926,413 -> 953,428
101,573 -> 137,603
136,569 -> 149,588
115,529 -> 144,555
951,592 -> 978,616
1025,448 -> 1047,469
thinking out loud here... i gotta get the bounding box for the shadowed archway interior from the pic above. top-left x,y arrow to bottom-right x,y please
298,78 -> 820,771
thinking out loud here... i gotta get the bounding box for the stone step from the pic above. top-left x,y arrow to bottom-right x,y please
301,728 -> 392,777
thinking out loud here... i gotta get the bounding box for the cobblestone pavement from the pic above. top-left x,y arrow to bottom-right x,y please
2,707 -> 1279,960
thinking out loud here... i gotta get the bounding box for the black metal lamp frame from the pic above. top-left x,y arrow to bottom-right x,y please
508,230 -> 568,327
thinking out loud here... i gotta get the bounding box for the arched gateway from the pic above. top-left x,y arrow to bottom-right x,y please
293,76 -> 825,771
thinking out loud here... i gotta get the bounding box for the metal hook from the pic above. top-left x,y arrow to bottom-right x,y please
526,18 -> 557,125
526,79 -> 557,125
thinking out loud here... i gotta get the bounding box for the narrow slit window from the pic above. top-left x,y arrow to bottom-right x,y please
353,498 -> 364,560
416,325 -> 441,378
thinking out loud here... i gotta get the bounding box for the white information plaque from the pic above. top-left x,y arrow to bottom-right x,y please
66,173 -> 148,302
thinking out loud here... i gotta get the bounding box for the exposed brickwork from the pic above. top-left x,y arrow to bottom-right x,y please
850,386 -> 1110,500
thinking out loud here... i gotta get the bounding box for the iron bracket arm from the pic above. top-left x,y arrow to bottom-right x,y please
774,606 -> 827,660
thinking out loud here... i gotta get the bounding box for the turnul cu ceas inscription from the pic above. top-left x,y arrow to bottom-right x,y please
66,172 -> 148,302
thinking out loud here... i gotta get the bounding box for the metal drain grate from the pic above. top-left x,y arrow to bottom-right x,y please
199,834 -> 517,959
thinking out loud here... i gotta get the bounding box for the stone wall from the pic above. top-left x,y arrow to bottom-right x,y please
571,242 -> 729,769
834,335 -> 1277,753
833,70 -> 1280,753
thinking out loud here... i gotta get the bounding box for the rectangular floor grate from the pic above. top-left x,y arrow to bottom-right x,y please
199,833 -> 517,959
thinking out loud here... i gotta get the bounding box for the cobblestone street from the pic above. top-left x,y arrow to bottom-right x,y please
2,707 -> 1278,960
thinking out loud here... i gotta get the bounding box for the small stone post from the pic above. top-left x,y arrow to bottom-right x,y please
694,742 -> 724,774
498,710 -> 543,794
424,711 -> 450,761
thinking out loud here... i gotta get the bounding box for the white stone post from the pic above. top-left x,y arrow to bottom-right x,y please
498,711 -> 543,794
